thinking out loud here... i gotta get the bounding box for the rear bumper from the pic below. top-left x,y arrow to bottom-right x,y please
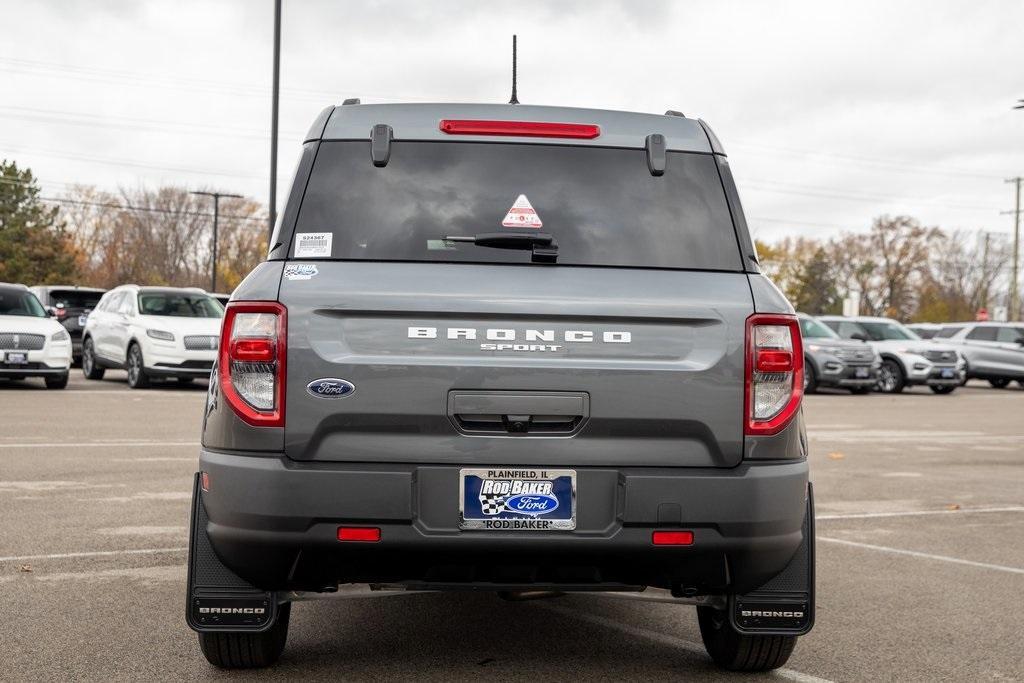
819,362 -> 878,388
922,366 -> 963,386
147,361 -> 214,378
0,363 -> 69,378
198,450 -> 809,594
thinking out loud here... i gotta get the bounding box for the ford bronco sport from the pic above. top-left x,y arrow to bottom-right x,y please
186,102 -> 815,672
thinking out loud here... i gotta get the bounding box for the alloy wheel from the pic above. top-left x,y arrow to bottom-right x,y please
877,364 -> 897,393
128,348 -> 140,384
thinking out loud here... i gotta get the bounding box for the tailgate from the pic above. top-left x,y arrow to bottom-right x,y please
281,262 -> 752,467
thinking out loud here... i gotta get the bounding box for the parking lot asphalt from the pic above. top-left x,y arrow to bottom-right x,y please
1,373 -> 1022,681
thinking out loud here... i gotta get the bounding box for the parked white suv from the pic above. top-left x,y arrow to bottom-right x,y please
935,322 -> 1024,389
818,315 -> 965,394
0,283 -> 72,389
81,285 -> 224,388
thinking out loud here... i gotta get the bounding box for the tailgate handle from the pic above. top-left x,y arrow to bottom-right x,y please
447,391 -> 589,436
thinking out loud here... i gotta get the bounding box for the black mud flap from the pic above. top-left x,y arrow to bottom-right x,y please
186,472 -> 279,633
728,482 -> 815,636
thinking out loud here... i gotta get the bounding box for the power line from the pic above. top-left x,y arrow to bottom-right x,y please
37,194 -> 265,223
0,105 -> 305,141
0,142 -> 268,180
740,180 -> 1001,212
0,56 -> 439,103
730,141 -> 1009,181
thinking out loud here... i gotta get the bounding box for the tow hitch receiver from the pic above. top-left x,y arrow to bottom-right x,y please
185,473 -> 278,633
729,484 -> 815,635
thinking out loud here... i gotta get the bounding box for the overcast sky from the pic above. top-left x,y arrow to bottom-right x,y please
1,0 -> 1021,242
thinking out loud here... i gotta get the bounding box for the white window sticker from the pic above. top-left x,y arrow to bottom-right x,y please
294,232 -> 333,258
501,194 -> 543,229
283,264 -> 318,280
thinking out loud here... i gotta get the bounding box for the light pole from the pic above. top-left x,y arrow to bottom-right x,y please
269,0 -> 281,241
191,191 -> 243,293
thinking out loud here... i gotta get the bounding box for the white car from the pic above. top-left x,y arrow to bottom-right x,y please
818,315 -> 965,394
81,285 -> 224,388
0,283 -> 72,389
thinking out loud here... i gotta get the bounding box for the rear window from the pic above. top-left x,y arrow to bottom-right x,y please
799,317 -> 839,339
0,287 -> 45,317
859,321 -> 919,341
935,325 -> 963,338
291,141 -> 742,270
137,292 -> 223,318
49,289 -> 103,309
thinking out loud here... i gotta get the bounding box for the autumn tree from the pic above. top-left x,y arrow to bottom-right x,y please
789,247 -> 841,314
0,160 -> 79,284
60,185 -> 267,291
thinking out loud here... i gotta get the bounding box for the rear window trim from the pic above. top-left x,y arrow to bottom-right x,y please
277,256 -> 747,275
280,140 -> 745,273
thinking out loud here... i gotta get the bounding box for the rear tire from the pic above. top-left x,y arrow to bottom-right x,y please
988,378 -> 1011,389
198,603 -> 290,669
126,343 -> 151,389
45,373 -> 69,390
803,362 -> 818,394
930,385 -> 956,394
697,606 -> 797,672
81,338 -> 105,380
876,359 -> 905,393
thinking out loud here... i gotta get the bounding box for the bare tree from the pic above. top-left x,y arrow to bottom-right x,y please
60,185 -> 267,290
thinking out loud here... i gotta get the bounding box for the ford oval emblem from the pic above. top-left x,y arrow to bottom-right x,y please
306,378 -> 355,399
503,493 -> 559,516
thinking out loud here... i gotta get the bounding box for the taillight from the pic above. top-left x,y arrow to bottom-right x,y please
219,301 -> 286,427
744,313 -> 803,436
438,119 -> 601,139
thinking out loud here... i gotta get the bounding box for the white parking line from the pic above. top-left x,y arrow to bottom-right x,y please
17,390 -> 202,396
817,506 -> 1024,520
818,537 -> 1024,575
538,603 -> 833,683
0,441 -> 197,448
0,547 -> 187,563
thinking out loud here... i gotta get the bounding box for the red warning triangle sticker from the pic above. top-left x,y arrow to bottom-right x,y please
501,194 -> 543,228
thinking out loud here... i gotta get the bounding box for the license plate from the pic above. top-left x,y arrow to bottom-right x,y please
941,368 -> 955,379
78,315 -> 88,326
854,367 -> 870,379
460,468 -> 576,530
5,351 -> 28,365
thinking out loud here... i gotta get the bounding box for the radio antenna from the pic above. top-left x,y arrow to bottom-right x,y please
508,34 -> 519,105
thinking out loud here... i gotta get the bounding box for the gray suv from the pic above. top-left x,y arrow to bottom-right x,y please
186,103 -> 815,672
798,314 -> 879,393
937,322 -> 1024,388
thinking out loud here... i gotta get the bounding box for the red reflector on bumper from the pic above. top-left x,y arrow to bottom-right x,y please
337,527 -> 381,542
652,530 -> 694,546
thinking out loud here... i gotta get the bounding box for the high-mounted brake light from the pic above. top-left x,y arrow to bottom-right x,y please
745,314 -> 803,436
219,301 -> 286,428
439,119 -> 601,139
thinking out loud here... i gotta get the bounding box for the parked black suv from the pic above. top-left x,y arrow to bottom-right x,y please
29,285 -> 106,364
186,103 -> 815,672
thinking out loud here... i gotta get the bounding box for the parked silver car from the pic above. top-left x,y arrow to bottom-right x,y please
934,322 -> 1024,388
798,314 -> 879,393
818,315 -> 964,394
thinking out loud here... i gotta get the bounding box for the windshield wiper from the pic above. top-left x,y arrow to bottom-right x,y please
443,232 -> 558,263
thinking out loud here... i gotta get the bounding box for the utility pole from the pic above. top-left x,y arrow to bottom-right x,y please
269,0 -> 281,241
1004,177 -> 1022,321
191,191 -> 243,293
